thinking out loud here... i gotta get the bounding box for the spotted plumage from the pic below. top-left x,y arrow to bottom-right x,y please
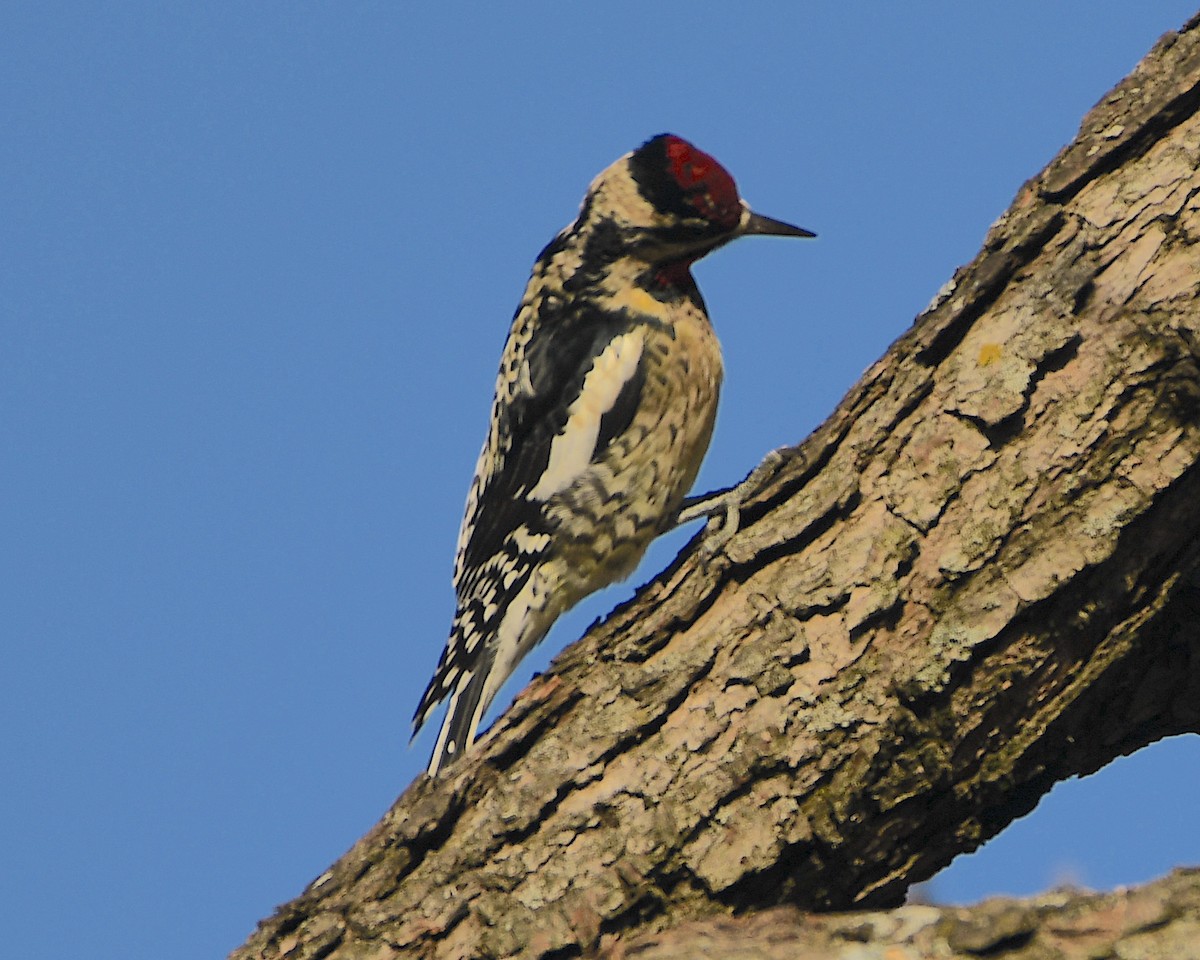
413,134 -> 813,775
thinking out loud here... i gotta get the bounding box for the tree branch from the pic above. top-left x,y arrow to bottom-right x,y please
592,868 -> 1200,960
233,14 -> 1200,960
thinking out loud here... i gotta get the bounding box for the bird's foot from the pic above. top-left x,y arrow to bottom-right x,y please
676,448 -> 789,552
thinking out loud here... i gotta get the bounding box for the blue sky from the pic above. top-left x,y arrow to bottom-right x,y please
4,5 -> 1199,958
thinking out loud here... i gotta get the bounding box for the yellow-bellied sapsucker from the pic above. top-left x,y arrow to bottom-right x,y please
413,134 -> 813,775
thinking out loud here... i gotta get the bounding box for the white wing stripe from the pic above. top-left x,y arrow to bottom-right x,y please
528,331 -> 644,501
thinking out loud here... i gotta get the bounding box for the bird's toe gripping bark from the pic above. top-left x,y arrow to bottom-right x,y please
675,447 -> 788,552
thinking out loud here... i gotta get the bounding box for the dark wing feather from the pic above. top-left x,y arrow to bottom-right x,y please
457,302 -> 641,585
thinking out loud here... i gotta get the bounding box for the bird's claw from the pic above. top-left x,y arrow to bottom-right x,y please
676,448 -> 789,552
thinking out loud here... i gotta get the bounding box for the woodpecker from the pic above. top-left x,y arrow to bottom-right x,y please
413,134 -> 813,775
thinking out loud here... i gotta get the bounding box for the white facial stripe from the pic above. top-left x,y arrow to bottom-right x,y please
528,331 -> 645,500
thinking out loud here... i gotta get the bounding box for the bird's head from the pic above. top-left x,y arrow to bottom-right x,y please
578,134 -> 814,267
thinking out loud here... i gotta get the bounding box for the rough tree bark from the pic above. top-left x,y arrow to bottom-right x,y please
233,16 -> 1200,960
598,868 -> 1200,959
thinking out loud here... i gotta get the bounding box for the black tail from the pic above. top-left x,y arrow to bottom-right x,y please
426,665 -> 491,776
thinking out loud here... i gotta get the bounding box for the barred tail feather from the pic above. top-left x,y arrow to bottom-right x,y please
419,576 -> 555,776
426,664 -> 491,777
